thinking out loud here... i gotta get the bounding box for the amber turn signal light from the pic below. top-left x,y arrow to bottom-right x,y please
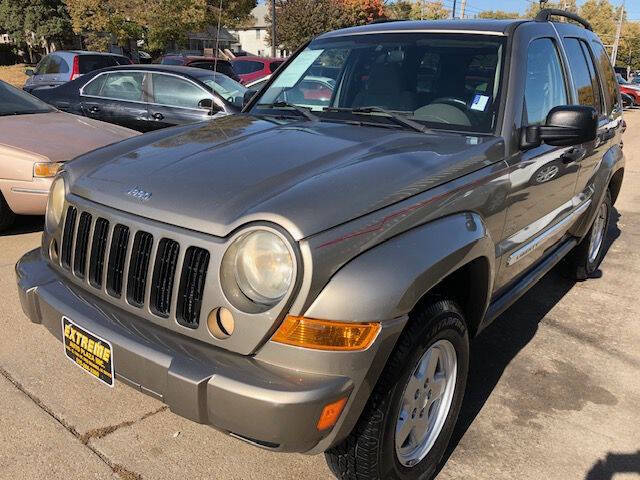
271,316 -> 381,351
34,162 -> 63,178
317,397 -> 348,431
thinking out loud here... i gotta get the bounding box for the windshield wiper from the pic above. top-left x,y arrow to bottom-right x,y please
324,106 -> 429,133
257,102 -> 318,122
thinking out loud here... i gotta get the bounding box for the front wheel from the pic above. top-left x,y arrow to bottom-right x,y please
325,299 -> 469,480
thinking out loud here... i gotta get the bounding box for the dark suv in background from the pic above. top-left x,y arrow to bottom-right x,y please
23,51 -> 131,92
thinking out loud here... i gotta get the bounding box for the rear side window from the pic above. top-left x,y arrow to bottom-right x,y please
34,56 -> 51,75
82,74 -> 108,96
591,42 -> 620,114
233,61 -> 264,75
78,55 -> 117,74
47,55 -> 69,74
152,73 -> 208,108
100,72 -> 144,101
524,38 -> 568,126
269,61 -> 283,72
161,57 -> 184,65
562,38 -> 602,114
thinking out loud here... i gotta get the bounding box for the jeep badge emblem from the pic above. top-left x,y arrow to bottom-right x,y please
126,186 -> 152,201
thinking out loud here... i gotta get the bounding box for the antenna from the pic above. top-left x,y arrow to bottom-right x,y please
212,0 -> 223,115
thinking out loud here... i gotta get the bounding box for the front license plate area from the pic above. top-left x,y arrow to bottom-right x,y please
62,317 -> 114,387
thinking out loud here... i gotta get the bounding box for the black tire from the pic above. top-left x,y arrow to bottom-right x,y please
325,299 -> 469,480
0,192 -> 15,232
565,189 -> 612,281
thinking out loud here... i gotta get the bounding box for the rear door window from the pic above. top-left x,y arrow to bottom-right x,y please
524,38 -> 568,126
269,61 -> 283,72
100,72 -> 144,101
47,55 -> 69,74
82,74 -> 108,96
562,37 -> 602,114
78,55 -> 118,74
34,56 -> 51,75
591,42 -> 620,115
151,73 -> 209,108
233,61 -> 264,74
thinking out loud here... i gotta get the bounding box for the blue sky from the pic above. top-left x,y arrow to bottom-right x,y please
452,0 -> 637,20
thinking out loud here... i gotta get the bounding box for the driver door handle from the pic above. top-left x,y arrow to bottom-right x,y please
561,147 -> 586,164
152,112 -> 164,121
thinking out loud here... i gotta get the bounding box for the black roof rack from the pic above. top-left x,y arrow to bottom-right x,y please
535,8 -> 593,31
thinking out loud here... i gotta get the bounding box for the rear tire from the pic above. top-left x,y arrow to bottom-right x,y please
325,299 -> 469,480
0,192 -> 16,232
565,190 -> 612,281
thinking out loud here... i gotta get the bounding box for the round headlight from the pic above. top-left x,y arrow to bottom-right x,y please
46,176 -> 65,232
233,230 -> 293,305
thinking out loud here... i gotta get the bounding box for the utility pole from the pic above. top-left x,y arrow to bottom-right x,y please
460,0 -> 467,18
452,0 -> 457,18
271,0 -> 277,57
611,4 -> 624,65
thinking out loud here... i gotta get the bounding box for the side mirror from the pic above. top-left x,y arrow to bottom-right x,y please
243,89 -> 258,108
25,69 -> 34,76
521,105 -> 597,150
198,98 -> 214,109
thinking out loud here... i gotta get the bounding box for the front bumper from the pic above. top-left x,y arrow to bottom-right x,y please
16,248 -> 405,453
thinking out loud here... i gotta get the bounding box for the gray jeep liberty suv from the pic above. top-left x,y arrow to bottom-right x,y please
16,10 -> 625,480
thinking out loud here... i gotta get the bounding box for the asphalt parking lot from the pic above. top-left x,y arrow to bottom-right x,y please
1,111 -> 639,480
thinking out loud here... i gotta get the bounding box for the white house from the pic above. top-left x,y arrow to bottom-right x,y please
229,4 -> 287,58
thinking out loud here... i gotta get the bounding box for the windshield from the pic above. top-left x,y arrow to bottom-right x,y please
0,81 -> 54,116
200,73 -> 247,107
251,33 -> 506,133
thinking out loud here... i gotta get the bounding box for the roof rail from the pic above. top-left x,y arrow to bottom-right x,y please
535,8 -> 593,31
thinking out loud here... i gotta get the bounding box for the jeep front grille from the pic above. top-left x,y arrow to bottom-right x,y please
61,206 -> 77,269
126,231 -> 153,307
150,238 -> 180,318
59,205 -> 210,326
89,218 -> 110,288
73,212 -> 92,278
177,247 -> 210,328
106,224 -> 130,298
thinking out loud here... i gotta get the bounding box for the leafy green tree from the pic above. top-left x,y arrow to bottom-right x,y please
618,21 -> 640,70
476,10 -> 520,20
267,0 -> 385,52
0,0 -> 72,61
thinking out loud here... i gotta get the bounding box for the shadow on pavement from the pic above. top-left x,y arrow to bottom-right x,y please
585,451 -> 640,480
438,207 -> 622,471
0,216 -> 43,237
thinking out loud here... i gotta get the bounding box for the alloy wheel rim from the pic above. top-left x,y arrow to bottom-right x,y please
588,202 -> 608,265
395,339 -> 457,467
536,165 -> 559,183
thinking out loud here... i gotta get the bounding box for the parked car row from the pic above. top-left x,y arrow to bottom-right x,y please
26,51 -> 286,95
617,74 -> 640,107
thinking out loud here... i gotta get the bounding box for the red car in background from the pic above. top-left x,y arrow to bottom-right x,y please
158,55 -> 241,82
617,75 -> 640,105
231,56 -> 285,84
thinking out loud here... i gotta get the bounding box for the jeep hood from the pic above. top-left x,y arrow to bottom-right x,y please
69,115 -> 505,239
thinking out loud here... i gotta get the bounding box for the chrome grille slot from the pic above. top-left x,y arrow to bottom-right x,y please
89,218 -> 110,288
126,231 -> 154,308
61,206 -> 77,270
73,212 -> 92,278
150,239 -> 180,318
176,247 -> 210,328
106,224 -> 130,298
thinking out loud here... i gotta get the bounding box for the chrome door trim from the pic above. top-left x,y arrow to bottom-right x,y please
506,198 -> 592,266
